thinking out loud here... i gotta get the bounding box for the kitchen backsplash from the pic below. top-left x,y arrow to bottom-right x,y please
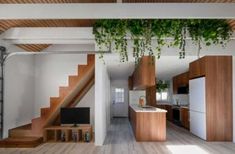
172,94 -> 189,106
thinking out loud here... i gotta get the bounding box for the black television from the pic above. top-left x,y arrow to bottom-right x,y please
60,107 -> 90,125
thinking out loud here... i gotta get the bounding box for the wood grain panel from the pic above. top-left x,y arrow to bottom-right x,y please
132,56 -> 156,90
0,0 -> 115,3
205,56 -> 233,141
180,107 -> 189,129
173,71 -> 189,94
189,56 -> 233,141
189,57 -> 206,79
146,85 -> 156,107
16,44 -> 50,52
0,19 -> 94,34
129,106 -> 166,141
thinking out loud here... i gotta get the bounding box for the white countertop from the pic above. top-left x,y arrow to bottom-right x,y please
130,104 -> 167,113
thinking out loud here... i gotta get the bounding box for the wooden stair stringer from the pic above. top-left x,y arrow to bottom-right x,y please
7,54 -> 94,139
31,54 -> 95,135
52,73 -> 95,125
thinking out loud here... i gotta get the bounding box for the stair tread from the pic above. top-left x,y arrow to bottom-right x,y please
11,124 -> 32,130
2,137 -> 41,142
0,137 -> 43,148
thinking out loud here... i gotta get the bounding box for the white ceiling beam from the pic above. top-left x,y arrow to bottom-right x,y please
2,27 -> 235,45
2,27 -> 95,44
0,3 -> 235,19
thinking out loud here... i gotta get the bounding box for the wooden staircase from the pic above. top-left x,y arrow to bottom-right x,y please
0,54 -> 95,147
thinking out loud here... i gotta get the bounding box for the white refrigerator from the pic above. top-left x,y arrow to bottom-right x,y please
189,77 -> 206,140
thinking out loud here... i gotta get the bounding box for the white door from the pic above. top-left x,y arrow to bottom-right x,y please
112,88 -> 128,117
190,111 -> 206,140
189,77 -> 206,113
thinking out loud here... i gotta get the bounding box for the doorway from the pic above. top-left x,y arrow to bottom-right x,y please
112,88 -> 128,117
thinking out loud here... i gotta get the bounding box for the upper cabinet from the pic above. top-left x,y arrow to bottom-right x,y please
131,56 -> 156,90
173,72 -> 189,94
189,57 -> 206,79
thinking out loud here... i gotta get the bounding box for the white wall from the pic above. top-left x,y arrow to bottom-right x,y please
111,79 -> 129,117
34,54 -> 87,116
4,55 -> 35,138
3,53 -> 91,138
95,55 -> 111,146
76,85 -> 95,129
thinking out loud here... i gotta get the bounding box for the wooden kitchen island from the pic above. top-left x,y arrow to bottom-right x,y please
129,104 -> 167,141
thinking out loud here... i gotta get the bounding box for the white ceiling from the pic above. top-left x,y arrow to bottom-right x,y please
105,39 -> 235,80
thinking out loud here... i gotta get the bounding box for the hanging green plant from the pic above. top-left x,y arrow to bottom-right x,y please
156,80 -> 169,92
93,19 -> 232,63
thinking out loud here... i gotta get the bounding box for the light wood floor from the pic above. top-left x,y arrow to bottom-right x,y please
0,118 -> 235,154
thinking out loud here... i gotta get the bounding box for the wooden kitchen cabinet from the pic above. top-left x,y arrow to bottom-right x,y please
165,105 -> 173,121
189,56 -> 232,141
189,57 -> 206,79
173,72 -> 189,94
180,107 -> 189,130
156,104 -> 172,121
132,56 -> 156,90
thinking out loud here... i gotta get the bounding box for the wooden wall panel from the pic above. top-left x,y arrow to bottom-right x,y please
205,56 -> 233,141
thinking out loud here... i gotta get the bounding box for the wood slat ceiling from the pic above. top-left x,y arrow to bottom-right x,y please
0,19 -> 95,33
15,44 -> 51,52
0,0 -> 115,3
1,19 -> 235,52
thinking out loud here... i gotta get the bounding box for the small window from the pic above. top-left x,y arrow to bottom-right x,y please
115,88 -> 124,103
157,91 -> 168,101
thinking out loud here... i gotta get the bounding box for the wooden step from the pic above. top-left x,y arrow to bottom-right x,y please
31,117 -> 45,136
50,97 -> 61,109
9,124 -> 36,138
68,75 -> 80,88
40,107 -> 51,118
59,86 -> 71,99
77,65 -> 88,75
0,137 -> 43,148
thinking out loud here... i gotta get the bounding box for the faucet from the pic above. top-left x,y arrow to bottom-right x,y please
176,99 -> 179,106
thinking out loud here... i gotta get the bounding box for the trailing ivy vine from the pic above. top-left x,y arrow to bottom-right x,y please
93,19 -> 232,63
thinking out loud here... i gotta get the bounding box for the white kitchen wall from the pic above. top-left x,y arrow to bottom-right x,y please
95,55 -> 111,146
34,54 -> 87,116
111,79 -> 129,117
4,54 -> 35,138
129,90 -> 146,105
172,94 -> 189,106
